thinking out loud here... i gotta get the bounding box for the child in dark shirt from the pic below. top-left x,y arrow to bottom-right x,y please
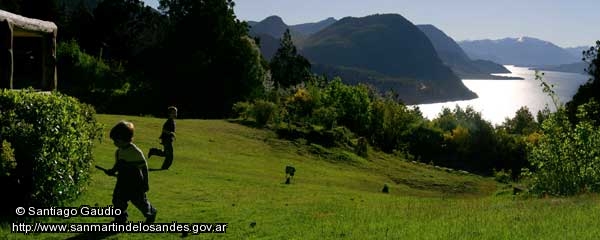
148,106 -> 177,170
105,120 -> 157,223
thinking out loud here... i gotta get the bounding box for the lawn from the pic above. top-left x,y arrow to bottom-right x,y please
2,114 -> 600,239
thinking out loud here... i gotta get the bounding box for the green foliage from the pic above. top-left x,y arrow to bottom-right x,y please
0,89 -> 103,207
355,137 -> 368,158
528,109 -> 600,195
528,70 -> 600,196
286,87 -> 316,122
369,95 -> 421,152
156,0 -> 267,118
270,29 -> 312,88
323,78 -> 372,135
575,98 -> 600,125
501,106 -> 539,135
0,140 -> 16,177
92,0 -> 167,61
232,101 -> 252,120
57,40 -> 130,112
493,169 -> 512,184
311,106 -> 338,129
252,100 -> 277,126
566,40 -> 600,125
536,106 -> 551,125
432,106 -> 498,173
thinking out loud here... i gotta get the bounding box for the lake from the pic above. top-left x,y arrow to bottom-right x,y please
415,65 -> 590,126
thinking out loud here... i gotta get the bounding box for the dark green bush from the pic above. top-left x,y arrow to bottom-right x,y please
0,89 -> 103,207
323,78 -> 372,135
252,100 -> 277,126
369,96 -> 422,153
0,140 -> 16,177
311,107 -> 338,129
355,137 -> 368,158
494,169 -> 512,184
57,40 -> 131,113
232,101 -> 252,120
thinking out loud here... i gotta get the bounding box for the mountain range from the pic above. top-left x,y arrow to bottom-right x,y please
248,16 -> 342,60
248,15 -> 517,80
249,14 -> 478,104
248,14 -> 591,104
458,37 -> 582,67
416,25 -> 518,80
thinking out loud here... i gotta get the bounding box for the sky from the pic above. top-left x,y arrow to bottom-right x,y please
141,0 -> 599,48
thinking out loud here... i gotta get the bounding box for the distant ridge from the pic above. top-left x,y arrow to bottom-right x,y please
564,46 -> 591,60
249,15 -> 296,39
290,17 -> 337,36
301,14 -> 477,104
247,15 -> 306,60
533,62 -> 588,75
458,37 -> 580,67
417,24 -> 518,80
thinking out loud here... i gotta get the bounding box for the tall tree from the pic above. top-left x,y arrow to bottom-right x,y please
0,0 -> 58,21
0,0 -> 21,13
21,0 -> 58,21
566,40 -> 600,125
155,0 -> 266,118
92,0 -> 166,62
269,29 -> 311,88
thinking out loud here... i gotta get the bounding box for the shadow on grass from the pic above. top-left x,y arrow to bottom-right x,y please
148,168 -> 168,172
66,232 -> 119,240
226,119 -> 266,129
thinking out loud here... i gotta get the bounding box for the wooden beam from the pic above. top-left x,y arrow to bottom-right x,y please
13,30 -> 45,38
1,19 -> 13,89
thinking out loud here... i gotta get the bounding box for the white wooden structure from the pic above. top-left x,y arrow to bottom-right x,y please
0,9 -> 57,90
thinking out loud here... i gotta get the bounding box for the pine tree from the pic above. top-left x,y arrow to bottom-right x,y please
269,29 -> 311,88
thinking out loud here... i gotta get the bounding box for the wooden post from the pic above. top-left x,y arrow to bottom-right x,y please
42,30 -> 57,91
0,19 -> 13,89
50,30 -> 56,90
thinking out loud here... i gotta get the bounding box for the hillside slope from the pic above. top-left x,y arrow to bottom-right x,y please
417,24 -> 518,80
5,114 -> 600,239
1,114 -> 498,239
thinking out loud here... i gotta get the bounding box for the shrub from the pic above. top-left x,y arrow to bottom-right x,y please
494,169 -> 512,184
232,101 -> 252,120
57,40 -> 130,113
355,137 -> 368,158
0,89 -> 103,207
528,72 -> 600,195
528,108 -> 600,195
286,87 -> 316,122
323,78 -> 371,135
0,140 -> 16,177
369,96 -> 421,153
252,100 -> 277,126
311,107 -> 338,129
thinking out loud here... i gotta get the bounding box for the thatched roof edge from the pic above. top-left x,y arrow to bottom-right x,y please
0,9 -> 57,34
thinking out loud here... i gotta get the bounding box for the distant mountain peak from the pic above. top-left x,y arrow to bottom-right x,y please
416,24 -> 511,78
289,17 -> 338,37
249,15 -> 290,39
459,36 -> 580,66
262,15 -> 286,24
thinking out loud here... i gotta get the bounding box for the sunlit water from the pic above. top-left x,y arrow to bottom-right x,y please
414,65 -> 590,126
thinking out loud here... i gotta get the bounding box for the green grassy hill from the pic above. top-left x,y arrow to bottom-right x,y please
3,114 -> 600,239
